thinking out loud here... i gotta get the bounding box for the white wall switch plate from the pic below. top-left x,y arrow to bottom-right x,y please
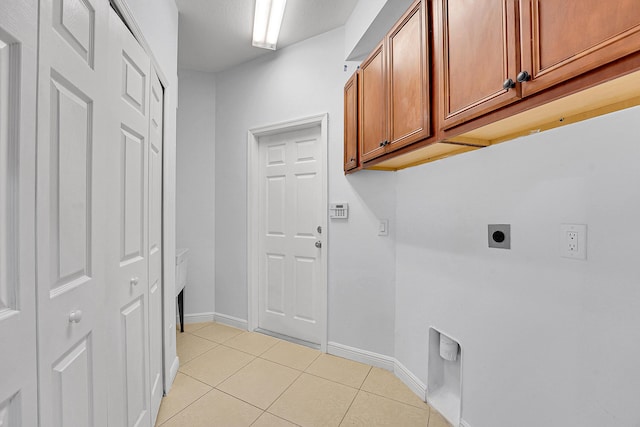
378,219 -> 389,236
560,224 -> 587,260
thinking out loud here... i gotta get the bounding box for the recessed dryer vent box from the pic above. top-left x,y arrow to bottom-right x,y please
488,224 -> 510,249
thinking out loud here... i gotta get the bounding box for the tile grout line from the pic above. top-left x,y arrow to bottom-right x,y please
336,367 -> 370,427
156,387 -> 216,426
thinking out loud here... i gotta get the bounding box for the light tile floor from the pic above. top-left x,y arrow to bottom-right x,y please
156,322 -> 452,427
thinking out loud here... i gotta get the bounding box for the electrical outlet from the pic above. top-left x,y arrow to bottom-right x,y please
560,224 -> 587,260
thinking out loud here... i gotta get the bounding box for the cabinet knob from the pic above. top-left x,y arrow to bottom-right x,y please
315,240 -> 322,248
69,310 -> 83,323
130,277 -> 139,286
503,78 -> 516,90
350,157 -> 355,162
379,141 -> 384,147
384,140 -> 389,146
517,71 -> 531,82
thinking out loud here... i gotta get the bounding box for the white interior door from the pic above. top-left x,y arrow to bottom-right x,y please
148,67 -> 164,426
0,1 -> 38,425
106,8 -> 151,427
35,0 -> 110,425
258,124 -> 326,345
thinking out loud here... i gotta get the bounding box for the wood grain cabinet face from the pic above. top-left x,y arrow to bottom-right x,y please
344,71 -> 358,172
440,0 -> 520,129
519,0 -> 640,96
387,0 -> 431,151
359,43 -> 387,162
358,0 -> 430,164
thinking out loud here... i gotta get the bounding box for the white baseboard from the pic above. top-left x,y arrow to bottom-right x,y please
326,341 -> 428,406
182,312 -> 215,324
213,312 -> 248,330
167,356 -> 179,394
394,359 -> 428,402
327,342 -> 395,371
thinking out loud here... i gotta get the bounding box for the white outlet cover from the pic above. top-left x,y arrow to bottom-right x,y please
560,224 -> 587,260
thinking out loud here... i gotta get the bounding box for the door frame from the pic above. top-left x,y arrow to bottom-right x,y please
247,113 -> 328,352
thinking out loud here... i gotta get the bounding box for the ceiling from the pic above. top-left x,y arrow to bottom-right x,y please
176,0 -> 358,73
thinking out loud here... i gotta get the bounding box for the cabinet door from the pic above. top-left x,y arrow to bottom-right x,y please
520,0 -> 640,96
344,71 -> 358,172
359,43 -> 387,162
387,0 -> 430,151
440,0 -> 520,129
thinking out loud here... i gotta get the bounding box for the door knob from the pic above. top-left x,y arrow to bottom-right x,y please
69,310 -> 83,323
130,277 -> 139,286
503,78 -> 516,90
315,241 -> 322,248
517,70 -> 531,82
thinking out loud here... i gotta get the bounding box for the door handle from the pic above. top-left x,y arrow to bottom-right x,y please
69,310 -> 83,323
315,241 -> 322,249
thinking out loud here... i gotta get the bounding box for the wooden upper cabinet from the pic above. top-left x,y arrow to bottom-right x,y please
440,0 -> 520,129
359,42 -> 387,162
519,0 -> 640,96
359,0 -> 431,163
387,0 -> 431,151
344,71 -> 359,172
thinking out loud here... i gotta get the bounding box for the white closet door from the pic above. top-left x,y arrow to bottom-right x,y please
148,68 -> 164,426
106,8 -> 152,427
0,1 -> 38,425
35,0 -> 110,425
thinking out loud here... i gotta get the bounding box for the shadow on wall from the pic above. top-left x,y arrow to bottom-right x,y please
345,169 -> 397,223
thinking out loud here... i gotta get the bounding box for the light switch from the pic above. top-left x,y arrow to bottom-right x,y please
378,219 -> 389,236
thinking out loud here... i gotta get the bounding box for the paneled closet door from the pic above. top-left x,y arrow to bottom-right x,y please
148,68 -> 164,426
0,1 -> 38,425
35,0 -> 110,425
106,8 -> 152,427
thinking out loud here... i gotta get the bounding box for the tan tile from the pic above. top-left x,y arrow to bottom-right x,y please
261,340 -> 321,371
305,353 -> 371,388
269,373 -> 357,427
361,367 -> 428,409
223,331 -> 280,356
155,373 -> 211,425
191,322 -> 245,343
341,391 -> 430,427
251,412 -> 298,427
428,409 -> 452,427
181,322 -> 211,333
217,358 -> 300,410
180,346 -> 255,387
176,331 -> 218,364
159,389 -> 261,427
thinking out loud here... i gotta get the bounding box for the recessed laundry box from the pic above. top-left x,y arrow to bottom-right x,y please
428,328 -> 462,426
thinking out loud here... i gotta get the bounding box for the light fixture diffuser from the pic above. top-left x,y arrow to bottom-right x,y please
252,0 -> 287,50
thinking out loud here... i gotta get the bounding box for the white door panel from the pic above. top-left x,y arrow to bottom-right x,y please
0,0 -> 38,425
148,68 -> 164,425
107,8 -> 152,427
36,0 -> 109,424
259,125 -> 324,344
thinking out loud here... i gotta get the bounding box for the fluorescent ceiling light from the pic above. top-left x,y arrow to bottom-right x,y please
252,0 -> 287,50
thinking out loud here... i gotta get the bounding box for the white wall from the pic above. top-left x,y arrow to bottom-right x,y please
176,69 -> 216,317
344,0 -> 413,60
395,106 -> 640,427
214,27 -> 397,356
